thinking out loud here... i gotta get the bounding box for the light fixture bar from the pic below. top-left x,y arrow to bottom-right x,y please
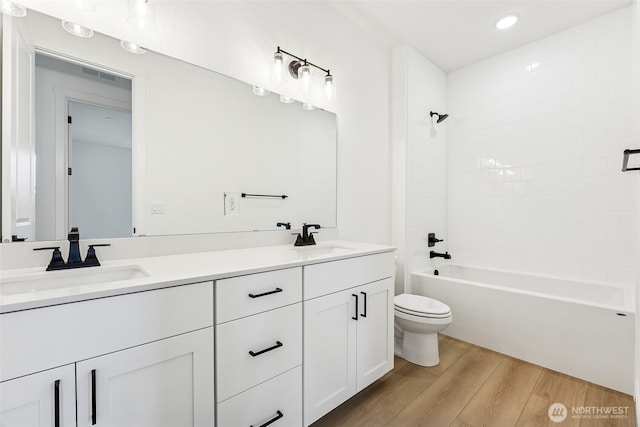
276,46 -> 332,77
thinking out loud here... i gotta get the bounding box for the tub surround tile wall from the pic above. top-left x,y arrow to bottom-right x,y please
448,7 -> 637,287
392,44 -> 448,294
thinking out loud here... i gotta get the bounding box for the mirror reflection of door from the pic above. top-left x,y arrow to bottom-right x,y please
68,101 -> 132,239
34,53 -> 132,240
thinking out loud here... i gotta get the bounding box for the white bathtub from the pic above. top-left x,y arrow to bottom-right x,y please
411,265 -> 635,394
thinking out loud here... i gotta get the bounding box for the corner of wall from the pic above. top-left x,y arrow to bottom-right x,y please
391,44 -> 409,295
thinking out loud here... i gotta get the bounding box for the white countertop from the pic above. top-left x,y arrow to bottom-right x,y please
0,240 -> 395,313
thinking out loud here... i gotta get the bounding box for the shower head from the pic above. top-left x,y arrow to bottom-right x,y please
430,111 -> 449,124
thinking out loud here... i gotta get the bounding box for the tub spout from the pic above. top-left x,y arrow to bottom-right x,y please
430,251 -> 451,259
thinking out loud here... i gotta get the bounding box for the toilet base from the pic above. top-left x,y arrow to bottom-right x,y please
401,331 -> 440,367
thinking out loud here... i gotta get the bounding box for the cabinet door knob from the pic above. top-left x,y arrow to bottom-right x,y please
248,341 -> 283,357
250,409 -> 284,427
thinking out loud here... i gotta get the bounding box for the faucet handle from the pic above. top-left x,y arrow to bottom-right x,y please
84,244 -> 111,267
33,246 -> 66,271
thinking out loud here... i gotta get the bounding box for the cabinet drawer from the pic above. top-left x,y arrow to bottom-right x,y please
216,268 -> 302,324
304,252 -> 394,300
216,303 -> 302,402
217,366 -> 302,427
0,282 -> 214,382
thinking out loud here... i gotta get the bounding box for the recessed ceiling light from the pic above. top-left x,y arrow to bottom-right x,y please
120,40 -> 147,54
2,0 -> 26,17
252,85 -> 269,96
61,20 -> 94,38
280,95 -> 295,104
496,14 -> 519,30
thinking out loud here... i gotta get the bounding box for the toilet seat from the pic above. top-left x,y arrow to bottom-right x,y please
394,294 -> 451,318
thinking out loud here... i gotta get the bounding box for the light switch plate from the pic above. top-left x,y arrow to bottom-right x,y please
151,201 -> 165,214
224,193 -> 240,216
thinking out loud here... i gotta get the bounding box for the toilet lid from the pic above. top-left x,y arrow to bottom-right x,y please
394,293 -> 451,316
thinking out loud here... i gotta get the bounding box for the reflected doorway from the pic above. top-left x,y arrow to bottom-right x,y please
34,53 -> 132,240
68,101 -> 132,239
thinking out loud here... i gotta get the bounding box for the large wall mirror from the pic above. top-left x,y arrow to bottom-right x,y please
1,8 -> 337,242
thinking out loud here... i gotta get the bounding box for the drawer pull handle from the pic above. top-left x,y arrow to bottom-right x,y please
249,341 -> 283,357
361,291 -> 367,317
91,369 -> 97,425
54,380 -> 61,427
248,288 -> 283,299
250,410 -> 284,427
352,294 -> 358,320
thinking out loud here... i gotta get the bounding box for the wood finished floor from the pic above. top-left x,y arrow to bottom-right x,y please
311,335 -> 636,427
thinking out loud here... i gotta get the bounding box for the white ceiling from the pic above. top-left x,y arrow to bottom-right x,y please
330,0 -> 633,71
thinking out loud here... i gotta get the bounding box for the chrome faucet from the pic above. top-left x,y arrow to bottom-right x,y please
34,227 -> 110,270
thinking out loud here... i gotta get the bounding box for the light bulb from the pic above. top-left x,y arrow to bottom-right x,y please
2,1 -> 27,17
128,0 -> 155,30
273,51 -> 284,82
120,40 -> 147,54
299,63 -> 311,90
496,14 -> 518,30
325,74 -> 335,99
61,20 -> 94,38
302,103 -> 315,111
280,95 -> 295,104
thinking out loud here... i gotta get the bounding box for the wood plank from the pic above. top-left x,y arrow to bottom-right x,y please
577,384 -> 635,427
312,357 -> 439,427
458,357 -> 543,427
386,346 -> 504,427
516,369 -> 588,427
449,418 -> 474,427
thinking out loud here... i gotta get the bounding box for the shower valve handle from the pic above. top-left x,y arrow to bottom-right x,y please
428,233 -> 443,247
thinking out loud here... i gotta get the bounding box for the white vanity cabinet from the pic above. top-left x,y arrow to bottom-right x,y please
215,267 -> 303,427
0,365 -> 76,427
303,253 -> 395,426
0,282 -> 215,427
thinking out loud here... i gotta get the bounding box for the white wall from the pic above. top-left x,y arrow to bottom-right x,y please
392,44 -> 448,294
2,0 -> 391,267
448,7 -> 637,287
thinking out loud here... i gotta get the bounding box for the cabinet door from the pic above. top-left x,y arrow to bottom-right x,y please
0,364 -> 75,427
356,277 -> 394,391
303,289 -> 357,426
76,327 -> 214,427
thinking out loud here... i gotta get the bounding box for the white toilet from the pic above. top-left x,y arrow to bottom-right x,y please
394,293 -> 453,367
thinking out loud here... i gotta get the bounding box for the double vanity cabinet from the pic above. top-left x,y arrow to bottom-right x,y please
0,242 -> 394,427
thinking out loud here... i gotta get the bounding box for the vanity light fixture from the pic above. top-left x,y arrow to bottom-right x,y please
62,20 -> 94,38
128,0 -> 155,31
496,14 -> 519,30
1,1 -> 26,17
120,40 -> 147,54
253,85 -> 270,96
274,46 -> 335,99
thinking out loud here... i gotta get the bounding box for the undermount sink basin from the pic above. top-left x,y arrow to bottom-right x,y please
0,265 -> 149,296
